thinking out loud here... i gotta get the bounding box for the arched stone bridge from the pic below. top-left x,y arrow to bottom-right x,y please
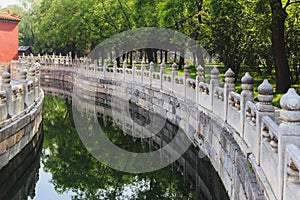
6,54 -> 300,200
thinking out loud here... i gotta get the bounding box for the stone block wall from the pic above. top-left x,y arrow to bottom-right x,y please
26,54 -> 300,200
0,60 -> 44,170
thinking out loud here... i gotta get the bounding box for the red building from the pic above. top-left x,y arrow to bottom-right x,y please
0,11 -> 21,62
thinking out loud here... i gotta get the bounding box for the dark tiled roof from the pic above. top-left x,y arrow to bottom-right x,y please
0,11 -> 21,22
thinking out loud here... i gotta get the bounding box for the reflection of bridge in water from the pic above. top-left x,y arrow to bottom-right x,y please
0,125 -> 42,200
44,86 -> 229,200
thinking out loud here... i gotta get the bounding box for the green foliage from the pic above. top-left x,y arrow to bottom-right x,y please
42,95 -> 196,199
5,0 -> 300,91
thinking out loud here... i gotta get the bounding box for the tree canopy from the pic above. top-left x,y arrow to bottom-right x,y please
2,0 -> 300,92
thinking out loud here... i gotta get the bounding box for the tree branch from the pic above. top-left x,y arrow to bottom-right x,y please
284,0 -> 300,10
166,12 -> 200,29
116,0 -> 132,29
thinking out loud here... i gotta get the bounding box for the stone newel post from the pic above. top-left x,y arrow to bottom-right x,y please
160,62 -> 166,89
2,71 -> 12,118
196,65 -> 205,104
20,67 -> 29,108
184,64 -> 190,98
113,60 -> 117,78
278,88 -> 300,199
171,63 -> 178,76
241,72 -> 254,136
103,60 -> 107,77
141,59 -> 145,84
94,60 -> 98,73
132,60 -> 137,71
184,64 -> 190,79
224,68 -> 235,121
35,62 -> 41,97
28,65 -> 36,100
149,62 -> 155,86
197,65 -> 205,83
171,63 -> 177,91
256,79 -> 275,164
132,61 -> 137,82
122,60 -> 127,80
210,67 -> 220,109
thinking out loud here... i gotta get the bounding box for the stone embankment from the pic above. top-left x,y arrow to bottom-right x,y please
0,62 -> 44,170
14,54 -> 300,200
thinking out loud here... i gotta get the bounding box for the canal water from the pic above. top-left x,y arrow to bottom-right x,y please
0,95 -> 229,200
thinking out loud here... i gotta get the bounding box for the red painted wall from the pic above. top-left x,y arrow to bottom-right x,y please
0,21 -> 19,62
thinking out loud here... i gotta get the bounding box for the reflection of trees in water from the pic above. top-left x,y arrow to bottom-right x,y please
42,95 -> 193,199
42,95 -> 229,200
0,127 -> 42,200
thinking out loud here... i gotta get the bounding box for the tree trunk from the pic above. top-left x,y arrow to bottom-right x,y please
154,49 -> 158,64
139,49 -> 143,60
179,49 -> 184,70
164,51 -> 168,63
130,51 -> 133,66
270,0 -> 291,93
115,48 -> 120,67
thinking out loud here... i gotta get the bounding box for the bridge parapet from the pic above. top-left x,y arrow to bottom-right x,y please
18,54 -> 300,200
0,62 -> 42,127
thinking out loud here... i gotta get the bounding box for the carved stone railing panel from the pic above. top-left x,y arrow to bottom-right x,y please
162,74 -> 172,91
186,78 -> 196,102
198,82 -> 210,110
173,76 -> 185,98
213,86 -> 225,119
284,144 -> 300,200
227,91 -> 242,133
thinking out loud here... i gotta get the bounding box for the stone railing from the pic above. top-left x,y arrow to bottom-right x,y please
0,62 -> 42,128
16,55 -> 300,200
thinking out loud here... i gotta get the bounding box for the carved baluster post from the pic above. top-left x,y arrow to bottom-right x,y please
59,53 -> 62,67
196,65 -> 204,104
160,62 -> 166,90
103,59 -> 107,78
20,67 -> 28,108
210,67 -> 220,110
68,52 -> 72,66
2,71 -> 12,118
34,62 -> 41,99
113,60 -> 117,79
133,61 -> 137,83
278,89 -> 300,199
241,72 -> 254,136
37,53 -> 41,62
255,80 -> 275,164
28,65 -> 36,101
184,64 -> 190,98
197,65 -> 205,83
51,53 -> 55,67
141,59 -> 145,84
93,60 -> 98,76
224,68 -> 235,121
27,55 -> 31,67
45,54 -> 48,67
123,60 -> 127,81
16,60 -> 21,80
171,63 -> 177,91
10,60 -> 15,79
149,61 -> 155,87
